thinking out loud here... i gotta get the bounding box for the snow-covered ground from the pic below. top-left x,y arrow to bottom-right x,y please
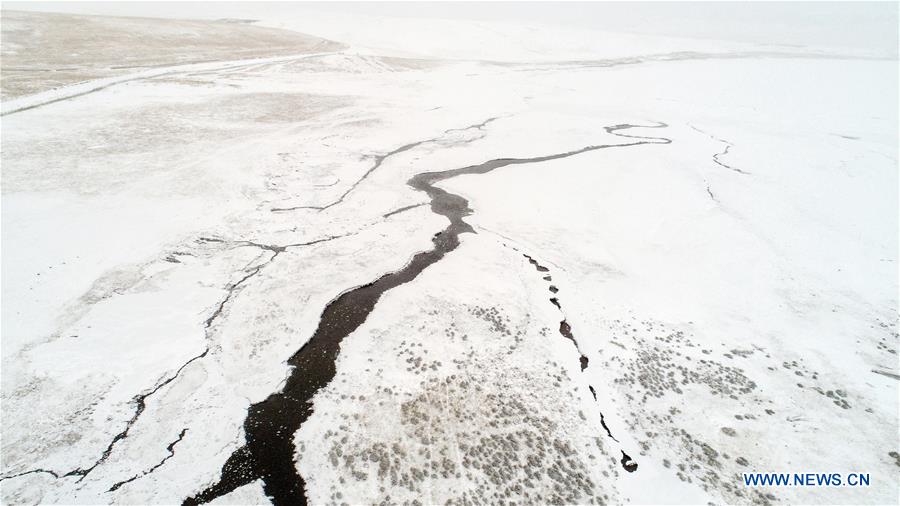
1,3 -> 897,505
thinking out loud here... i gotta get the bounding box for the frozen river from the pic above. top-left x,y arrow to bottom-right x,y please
1,4 -> 897,505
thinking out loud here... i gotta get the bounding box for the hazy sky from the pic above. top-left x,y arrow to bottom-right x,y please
6,1 -> 899,54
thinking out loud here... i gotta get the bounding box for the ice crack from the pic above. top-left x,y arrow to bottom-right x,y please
107,428 -> 189,492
